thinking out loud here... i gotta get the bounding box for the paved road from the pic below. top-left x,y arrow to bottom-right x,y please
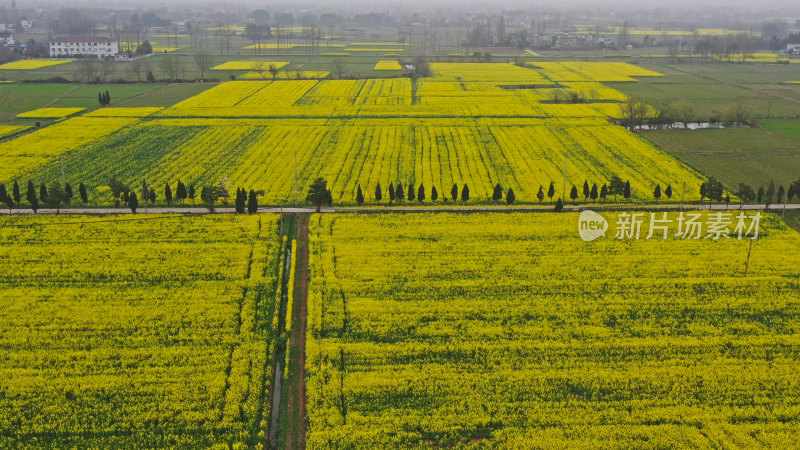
1,204 -> 799,216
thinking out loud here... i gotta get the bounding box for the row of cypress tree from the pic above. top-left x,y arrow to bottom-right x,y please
354,182 -> 517,205
0,180 -> 89,213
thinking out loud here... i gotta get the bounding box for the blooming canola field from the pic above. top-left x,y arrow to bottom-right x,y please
0,62 -> 703,204
0,214 -> 282,447
306,212 -> 800,447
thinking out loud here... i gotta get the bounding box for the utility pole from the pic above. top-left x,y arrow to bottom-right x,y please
562,154 -> 569,202
11,0 -> 18,26
681,181 -> 686,211
744,238 -> 754,276
783,192 -> 787,218
294,149 -> 298,206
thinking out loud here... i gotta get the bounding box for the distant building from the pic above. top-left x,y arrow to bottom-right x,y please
0,32 -> 14,47
787,44 -> 800,56
49,36 -> 118,59
20,20 -> 33,30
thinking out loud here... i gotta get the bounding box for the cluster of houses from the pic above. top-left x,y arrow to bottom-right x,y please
538,33 -> 618,50
786,44 -> 800,55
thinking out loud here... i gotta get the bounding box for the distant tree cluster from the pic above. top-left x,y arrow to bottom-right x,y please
98,90 -> 111,107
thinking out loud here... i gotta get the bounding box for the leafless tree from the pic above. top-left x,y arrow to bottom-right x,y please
252,62 -> 268,79
159,54 -> 180,80
193,52 -> 214,81
99,58 -> 115,82
129,58 -> 144,81
267,63 -> 280,80
332,57 -> 347,79
75,58 -> 98,83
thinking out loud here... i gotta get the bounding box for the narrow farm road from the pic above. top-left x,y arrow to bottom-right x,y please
284,215 -> 310,450
2,204 -> 800,217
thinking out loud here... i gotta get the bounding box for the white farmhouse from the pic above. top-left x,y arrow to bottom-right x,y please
49,36 -> 118,59
0,32 -> 14,47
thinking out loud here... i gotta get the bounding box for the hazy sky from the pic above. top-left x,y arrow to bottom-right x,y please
22,0 -> 800,8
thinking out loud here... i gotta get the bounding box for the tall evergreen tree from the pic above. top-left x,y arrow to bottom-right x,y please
64,183 -> 73,205
0,184 -> 10,210
149,188 -> 157,204
388,182 -> 395,203
431,186 -> 438,201
590,183 -> 598,200
600,184 -> 609,201
39,183 -> 48,204
665,184 -> 673,200
461,184 -> 470,202
395,182 -> 405,201
12,181 -> 20,205
654,184 -> 662,200
547,181 -> 555,200
141,180 -> 150,204
418,184 -> 425,202
375,183 -> 383,202
777,185 -> 785,203
247,190 -> 258,214
407,183 -> 416,201
79,182 -> 88,204
624,181 -> 631,201
451,183 -> 459,201
235,188 -> 246,213
26,181 -> 36,206
537,185 -> 544,202
757,186 -> 765,203
583,180 -> 590,200
570,185 -> 578,203
766,181 -> 775,206
493,183 -> 503,201
356,185 -> 364,205
176,180 -> 187,203
128,191 -> 139,213
506,187 -> 516,204
165,183 -> 173,206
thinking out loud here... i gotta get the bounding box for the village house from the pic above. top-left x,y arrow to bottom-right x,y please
49,36 -> 119,59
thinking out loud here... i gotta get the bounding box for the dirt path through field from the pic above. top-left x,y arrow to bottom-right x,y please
285,215 -> 309,449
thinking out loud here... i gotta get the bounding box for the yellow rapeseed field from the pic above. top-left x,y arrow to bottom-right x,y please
373,60 -> 403,71
211,61 -> 290,71
0,59 -> 71,70
16,107 -> 85,118
306,212 -> 800,447
1,62 -> 707,205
